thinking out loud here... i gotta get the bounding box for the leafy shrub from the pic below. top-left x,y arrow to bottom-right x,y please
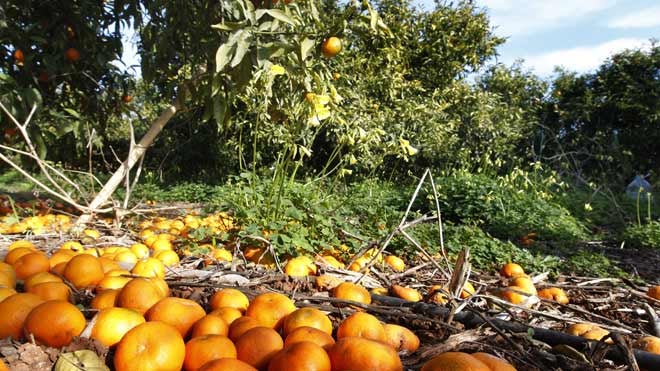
434,171 -> 588,245
209,174 -> 352,257
443,224 -> 561,273
564,250 -> 628,278
623,221 -> 660,249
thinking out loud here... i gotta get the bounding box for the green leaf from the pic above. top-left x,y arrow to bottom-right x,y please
286,207 -> 304,220
211,21 -> 247,31
213,94 -> 228,126
55,120 -> 77,137
369,7 -> 378,31
22,88 -> 42,109
256,42 -> 288,65
63,108 -> 81,119
300,38 -> 315,62
230,31 -> 252,68
54,350 -> 109,371
262,9 -> 295,26
215,42 -> 236,72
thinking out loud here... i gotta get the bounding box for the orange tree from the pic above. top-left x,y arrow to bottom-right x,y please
0,1 -> 140,163
1,0 -> 394,220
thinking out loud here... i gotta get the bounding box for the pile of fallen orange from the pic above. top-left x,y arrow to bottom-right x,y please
0,238 -> 519,370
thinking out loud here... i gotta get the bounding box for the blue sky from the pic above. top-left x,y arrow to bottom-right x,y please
418,0 -> 660,77
117,1 -> 660,78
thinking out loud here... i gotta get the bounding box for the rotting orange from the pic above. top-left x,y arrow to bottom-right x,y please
50,261 -> 68,276
59,241 -> 84,253
23,272 -> 63,291
283,256 -> 317,277
132,257 -> 166,278
316,254 -> 345,269
104,268 -> 132,277
332,282 -> 371,306
0,264 -> 17,288
384,255 -> 405,272
281,307 -> 332,336
209,288 -> 249,313
647,285 -> 660,300
114,250 -> 138,269
8,240 -> 35,251
4,247 -> 34,265
12,251 -> 50,280
461,282 -> 476,299
500,263 -> 526,278
154,250 -> 180,267
283,326 -> 335,350
63,254 -> 105,288
567,323 -> 612,343
209,306 -> 243,326
99,257 -> 121,273
383,323 -> 420,353
150,238 -> 173,252
130,243 -> 150,259
327,336 -> 403,371
27,281 -> 71,302
116,277 -> 168,314
0,287 -> 17,302
315,275 -> 344,291
91,288 -> 121,310
245,292 -> 296,330
635,336 -> 660,354
390,284 -> 423,302
210,247 -> 233,262
243,246 -> 275,265
336,312 -> 386,342
235,326 -> 283,370
229,316 -> 261,342
347,256 -> 370,272
190,314 -> 229,338
114,321 -> 185,371
0,293 -> 44,340
267,341 -> 331,371
472,352 -> 517,371
0,357 -> 8,371
538,287 -> 569,304
23,300 -> 86,347
91,307 -> 146,347
0,273 -> 16,290
198,358 -> 257,371
0,261 -> 15,276
146,297 -> 206,339
151,276 -> 171,297
49,249 -> 76,268
421,352 -> 491,371
509,276 -> 536,293
183,334 -> 237,371
501,276 -> 537,305
96,275 -> 132,292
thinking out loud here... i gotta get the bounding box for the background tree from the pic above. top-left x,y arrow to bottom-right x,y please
0,1 -> 139,163
541,43 -> 660,186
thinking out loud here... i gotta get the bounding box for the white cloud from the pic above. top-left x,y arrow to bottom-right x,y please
480,0 -> 618,36
522,38 -> 650,76
608,5 -> 660,28
415,0 -> 618,36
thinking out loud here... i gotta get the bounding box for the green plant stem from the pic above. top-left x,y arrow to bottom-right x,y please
636,187 -> 642,226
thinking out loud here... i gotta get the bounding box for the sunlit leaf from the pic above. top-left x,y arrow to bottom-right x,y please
230,31 -> 253,68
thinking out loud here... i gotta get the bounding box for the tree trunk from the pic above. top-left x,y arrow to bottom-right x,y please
75,101 -> 180,226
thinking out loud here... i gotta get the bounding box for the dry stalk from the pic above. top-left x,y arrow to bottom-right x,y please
352,169 -> 451,285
